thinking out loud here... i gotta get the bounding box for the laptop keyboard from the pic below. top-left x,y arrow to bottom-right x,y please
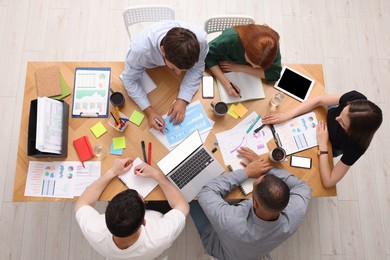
170,148 -> 214,189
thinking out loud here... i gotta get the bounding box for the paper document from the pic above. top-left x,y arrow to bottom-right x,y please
35,97 -> 63,154
217,72 -> 265,104
215,112 -> 273,166
25,161 -> 101,198
273,112 -> 318,155
72,67 -> 111,117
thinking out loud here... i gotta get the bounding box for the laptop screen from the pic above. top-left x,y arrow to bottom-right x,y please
157,130 -> 202,175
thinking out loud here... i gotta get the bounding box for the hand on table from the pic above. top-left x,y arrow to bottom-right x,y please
244,158 -> 273,179
316,120 -> 329,150
237,147 -> 261,166
168,99 -> 187,125
262,113 -> 290,125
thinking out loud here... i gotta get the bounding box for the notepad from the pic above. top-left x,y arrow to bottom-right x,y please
112,136 -> 126,150
129,110 -> 145,126
233,103 -> 248,118
118,157 -> 158,197
227,104 -> 239,119
110,142 -> 123,156
35,66 -> 62,97
217,72 -> 265,104
73,136 -> 94,167
227,160 -> 255,196
90,122 -> 107,138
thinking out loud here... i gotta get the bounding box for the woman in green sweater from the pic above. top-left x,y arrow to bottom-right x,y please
205,24 -> 282,97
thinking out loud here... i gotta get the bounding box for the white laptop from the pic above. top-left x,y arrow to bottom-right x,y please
157,130 -> 224,202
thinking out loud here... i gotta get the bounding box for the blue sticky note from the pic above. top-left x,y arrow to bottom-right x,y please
110,142 -> 123,156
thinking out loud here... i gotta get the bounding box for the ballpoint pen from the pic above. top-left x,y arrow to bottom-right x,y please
138,165 -> 146,173
141,141 -> 147,162
154,118 -> 169,135
230,82 -> 242,98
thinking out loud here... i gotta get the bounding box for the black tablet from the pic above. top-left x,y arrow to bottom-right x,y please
274,66 -> 315,102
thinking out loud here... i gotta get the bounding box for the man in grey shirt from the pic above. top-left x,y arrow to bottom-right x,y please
122,21 -> 208,130
190,147 -> 312,260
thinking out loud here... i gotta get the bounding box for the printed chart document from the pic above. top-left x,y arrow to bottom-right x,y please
35,97 -> 63,154
72,67 -> 111,118
273,112 -> 318,155
118,157 -> 158,197
217,72 -> 265,104
150,101 -> 213,149
215,112 -> 273,166
25,161 -> 101,198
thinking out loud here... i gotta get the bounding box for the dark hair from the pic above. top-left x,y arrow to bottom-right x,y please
162,27 -> 200,70
105,189 -> 145,237
253,174 -> 290,213
234,24 -> 279,69
347,100 -> 382,149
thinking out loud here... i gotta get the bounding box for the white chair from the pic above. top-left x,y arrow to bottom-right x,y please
204,15 -> 255,34
122,5 -> 175,42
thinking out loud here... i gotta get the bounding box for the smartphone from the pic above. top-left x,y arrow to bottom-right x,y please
202,76 -> 214,99
290,155 -> 312,169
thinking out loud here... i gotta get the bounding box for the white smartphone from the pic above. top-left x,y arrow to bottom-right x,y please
290,155 -> 312,169
202,76 -> 214,99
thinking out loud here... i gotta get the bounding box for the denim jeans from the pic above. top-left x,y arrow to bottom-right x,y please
189,200 -> 210,237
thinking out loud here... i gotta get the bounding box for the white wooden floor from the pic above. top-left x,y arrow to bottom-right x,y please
0,0 -> 389,259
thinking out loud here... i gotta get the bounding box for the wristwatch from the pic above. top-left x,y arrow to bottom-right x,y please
317,150 -> 328,156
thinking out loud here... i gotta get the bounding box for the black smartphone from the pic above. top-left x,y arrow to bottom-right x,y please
290,155 -> 312,169
202,76 -> 214,99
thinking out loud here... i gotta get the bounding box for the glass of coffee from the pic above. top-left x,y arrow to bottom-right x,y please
269,147 -> 287,162
210,101 -> 228,117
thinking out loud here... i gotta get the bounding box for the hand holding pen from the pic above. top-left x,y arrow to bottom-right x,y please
229,82 -> 242,98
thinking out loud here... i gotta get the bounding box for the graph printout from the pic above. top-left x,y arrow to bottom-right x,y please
25,161 -> 101,198
72,67 -> 111,117
162,101 -> 213,147
273,112 -> 318,155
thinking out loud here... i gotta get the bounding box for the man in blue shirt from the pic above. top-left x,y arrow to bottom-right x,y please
122,21 -> 208,130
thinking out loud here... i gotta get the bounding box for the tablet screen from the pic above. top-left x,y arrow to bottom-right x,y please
274,67 -> 315,102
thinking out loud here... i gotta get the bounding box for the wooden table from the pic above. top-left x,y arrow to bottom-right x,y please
13,62 -> 336,202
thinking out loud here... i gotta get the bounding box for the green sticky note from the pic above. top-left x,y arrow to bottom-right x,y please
129,110 -> 145,126
51,74 -> 71,100
90,122 -> 107,138
113,136 -> 126,150
227,104 -> 239,119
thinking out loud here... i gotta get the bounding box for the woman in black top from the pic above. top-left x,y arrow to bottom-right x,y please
262,91 -> 382,188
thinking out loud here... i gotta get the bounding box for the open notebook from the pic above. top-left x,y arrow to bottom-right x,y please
217,72 -> 265,104
226,160 -> 255,196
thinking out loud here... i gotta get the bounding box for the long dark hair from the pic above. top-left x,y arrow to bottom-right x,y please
347,100 -> 382,149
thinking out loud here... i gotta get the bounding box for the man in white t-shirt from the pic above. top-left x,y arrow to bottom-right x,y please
75,158 -> 189,260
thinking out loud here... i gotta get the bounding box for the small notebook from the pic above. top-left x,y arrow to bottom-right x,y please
217,72 -> 265,104
35,66 -> 62,97
73,136 -> 94,167
118,157 -> 158,197
227,160 -> 255,196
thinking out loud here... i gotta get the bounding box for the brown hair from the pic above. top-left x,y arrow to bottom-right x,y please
234,24 -> 279,69
347,100 -> 382,149
162,27 -> 200,70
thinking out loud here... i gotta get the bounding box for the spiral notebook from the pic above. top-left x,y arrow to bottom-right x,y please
227,160 -> 255,196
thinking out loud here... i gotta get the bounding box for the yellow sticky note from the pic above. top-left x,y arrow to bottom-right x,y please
233,103 -> 248,118
113,136 -> 126,150
90,122 -> 107,138
227,104 -> 239,119
129,110 -> 145,126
